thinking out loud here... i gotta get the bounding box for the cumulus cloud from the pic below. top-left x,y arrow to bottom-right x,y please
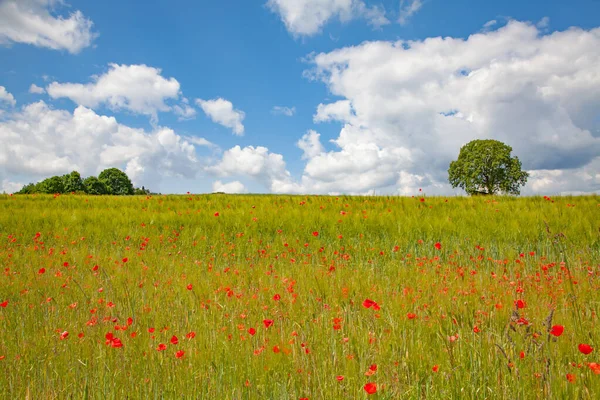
29,84 -> 45,94
173,99 -> 197,120
266,0 -> 389,37
314,100 -> 354,123
0,101 -> 201,188
196,98 -> 245,135
272,105 -> 296,116
47,64 -> 181,121
0,0 -> 96,53
297,130 -> 325,159
282,20 -> 600,195
398,0 -> 423,25
212,180 -> 247,194
207,145 -> 292,191
0,86 -> 16,107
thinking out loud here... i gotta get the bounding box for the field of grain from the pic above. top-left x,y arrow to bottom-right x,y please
0,194 -> 599,399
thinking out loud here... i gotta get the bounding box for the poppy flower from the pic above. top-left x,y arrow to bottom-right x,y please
515,299 -> 526,309
363,299 -> 376,309
175,350 -> 185,359
0,301 -> 8,308
248,327 -> 256,336
273,294 -> 281,301
312,231 -> 319,237
60,331 -> 69,340
566,374 -> 576,383
186,331 -> 196,339
407,313 -> 417,320
214,212 -> 219,217
336,376 -> 344,381
170,335 -> 179,345
432,365 -> 439,372
38,268 -> 45,274
549,325 -> 564,337
579,344 -> 593,355
434,242 -> 441,250
263,319 -> 274,328
187,284 -> 193,290
473,326 -> 480,333
364,383 -> 377,394
157,343 -> 167,351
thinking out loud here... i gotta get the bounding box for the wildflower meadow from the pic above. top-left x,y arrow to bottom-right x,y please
0,193 -> 599,399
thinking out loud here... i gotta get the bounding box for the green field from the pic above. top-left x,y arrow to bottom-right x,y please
0,194 -> 599,399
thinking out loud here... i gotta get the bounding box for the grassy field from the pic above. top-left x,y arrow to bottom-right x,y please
0,193 -> 599,399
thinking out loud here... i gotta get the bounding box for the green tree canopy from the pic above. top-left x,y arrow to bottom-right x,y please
37,176 -> 65,194
83,176 -> 108,195
448,139 -> 529,195
98,168 -> 134,195
62,171 -> 85,193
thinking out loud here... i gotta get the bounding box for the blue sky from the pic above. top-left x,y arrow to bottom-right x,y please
1,0 -> 599,195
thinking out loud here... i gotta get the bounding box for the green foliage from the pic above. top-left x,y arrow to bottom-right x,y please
83,176 -> 108,195
15,168 -> 143,195
36,175 -> 65,194
98,168 -> 134,195
448,139 -> 529,195
62,171 -> 85,193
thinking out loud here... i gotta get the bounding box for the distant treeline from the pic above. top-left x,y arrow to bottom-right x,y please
16,168 -> 154,195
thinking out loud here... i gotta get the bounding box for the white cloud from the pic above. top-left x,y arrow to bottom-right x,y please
196,98 -> 245,135
0,101 -> 201,188
282,20 -> 600,195
272,105 -> 296,116
266,0 -> 389,37
173,102 -> 197,120
0,0 -> 96,53
398,0 -> 423,25
0,86 -> 16,107
212,180 -> 247,194
297,130 -> 325,159
1,179 -> 23,194
207,145 -> 292,191
314,100 -> 354,122
47,64 -> 181,121
29,84 -> 45,94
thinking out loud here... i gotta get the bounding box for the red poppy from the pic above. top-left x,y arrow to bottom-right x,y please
364,383 -> 377,395
186,331 -> 196,339
515,299 -> 526,309
60,331 -> 69,340
273,294 -> 281,301
263,319 -> 274,328
549,325 -> 564,337
38,268 -> 45,274
122,258 -> 128,263
432,365 -> 439,372
0,300 -> 8,308
566,374 -> 576,383
434,242 -> 441,250
170,335 -> 179,345
336,375 -> 344,381
248,327 -> 256,336
312,231 -> 319,237
579,344 -> 593,355
363,299 -> 376,309
157,343 -> 167,351
187,284 -> 193,290
175,350 -> 185,359
214,212 -> 219,217
473,326 -> 480,333
407,313 -> 417,319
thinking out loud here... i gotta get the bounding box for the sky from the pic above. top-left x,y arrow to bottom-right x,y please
0,0 -> 599,195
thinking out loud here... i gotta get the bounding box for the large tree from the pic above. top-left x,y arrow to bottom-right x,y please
62,171 -> 85,193
98,168 -> 134,195
448,139 -> 529,195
